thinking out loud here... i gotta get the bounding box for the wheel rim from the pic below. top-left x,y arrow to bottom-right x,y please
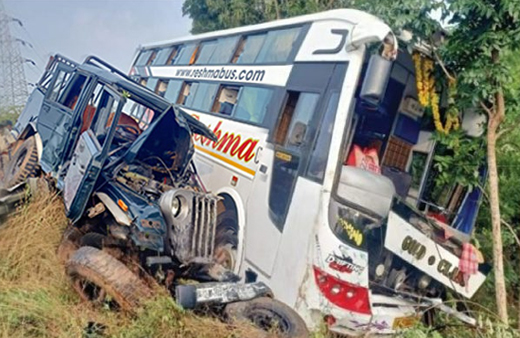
247,308 -> 291,333
72,276 -> 118,309
8,149 -> 27,178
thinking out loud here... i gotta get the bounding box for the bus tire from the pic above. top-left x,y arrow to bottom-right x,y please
66,246 -> 152,311
215,209 -> 238,270
4,136 -> 39,188
224,297 -> 309,338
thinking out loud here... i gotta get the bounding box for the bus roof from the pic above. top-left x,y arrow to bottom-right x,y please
139,9 -> 392,50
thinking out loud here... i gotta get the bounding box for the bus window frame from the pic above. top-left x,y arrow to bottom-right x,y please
209,35 -> 241,65
173,79 -> 282,129
233,24 -> 309,66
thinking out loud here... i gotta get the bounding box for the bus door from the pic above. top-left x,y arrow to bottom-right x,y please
244,63 -> 342,277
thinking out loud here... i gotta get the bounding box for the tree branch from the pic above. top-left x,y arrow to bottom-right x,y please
431,44 -> 456,82
480,101 -> 494,118
497,126 -> 514,139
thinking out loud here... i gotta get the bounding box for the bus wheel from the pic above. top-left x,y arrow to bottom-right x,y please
4,136 -> 39,188
214,210 -> 238,271
224,297 -> 309,338
66,246 -> 152,312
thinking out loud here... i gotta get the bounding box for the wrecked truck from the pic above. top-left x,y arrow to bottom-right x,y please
3,54 -> 309,337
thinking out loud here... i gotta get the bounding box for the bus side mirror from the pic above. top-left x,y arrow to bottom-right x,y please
360,54 -> 392,105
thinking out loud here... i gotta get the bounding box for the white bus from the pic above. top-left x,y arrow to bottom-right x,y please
130,9 -> 488,336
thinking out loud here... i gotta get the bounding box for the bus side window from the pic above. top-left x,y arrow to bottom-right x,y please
285,93 -> 319,149
190,83 -> 219,111
140,78 -> 148,87
189,45 -> 201,65
153,46 -> 181,66
196,40 -> 217,64
255,27 -> 301,64
177,82 -> 196,105
274,92 -> 299,144
174,43 -> 198,65
155,80 -> 168,97
269,91 -> 319,228
166,46 -> 181,65
307,92 -> 340,181
212,85 -> 240,115
135,50 -> 153,66
233,86 -> 272,124
164,79 -> 183,103
146,78 -> 159,92
233,34 -> 266,64
146,50 -> 157,65
210,36 -> 240,64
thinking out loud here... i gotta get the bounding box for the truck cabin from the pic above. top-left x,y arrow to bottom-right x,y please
31,55 -> 214,184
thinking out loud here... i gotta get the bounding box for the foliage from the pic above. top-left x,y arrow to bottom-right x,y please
0,105 -> 22,125
431,130 -> 486,189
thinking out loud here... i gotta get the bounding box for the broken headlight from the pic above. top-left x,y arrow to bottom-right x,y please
171,196 -> 181,217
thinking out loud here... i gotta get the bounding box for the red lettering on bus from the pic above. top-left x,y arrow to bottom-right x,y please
237,139 -> 258,162
191,115 -> 260,166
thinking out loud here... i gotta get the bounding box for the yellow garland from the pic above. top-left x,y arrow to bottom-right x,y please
412,52 -> 460,135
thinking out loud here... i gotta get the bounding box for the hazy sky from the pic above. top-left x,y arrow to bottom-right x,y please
4,0 -> 192,85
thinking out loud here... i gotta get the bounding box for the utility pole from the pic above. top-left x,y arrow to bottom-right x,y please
0,0 -> 28,112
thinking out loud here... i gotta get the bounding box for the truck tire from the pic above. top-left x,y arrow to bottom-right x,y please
224,297 -> 309,338
57,225 -> 82,263
4,136 -> 39,188
66,246 -> 152,311
79,232 -> 105,249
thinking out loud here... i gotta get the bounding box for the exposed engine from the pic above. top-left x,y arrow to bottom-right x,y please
113,162 -> 219,266
115,163 -> 175,200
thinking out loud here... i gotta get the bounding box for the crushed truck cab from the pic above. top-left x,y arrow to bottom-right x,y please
3,54 -> 309,337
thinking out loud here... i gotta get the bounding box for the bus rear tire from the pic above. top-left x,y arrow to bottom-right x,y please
224,297 -> 309,338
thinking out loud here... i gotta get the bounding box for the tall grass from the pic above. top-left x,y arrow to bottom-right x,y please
0,189 -> 262,338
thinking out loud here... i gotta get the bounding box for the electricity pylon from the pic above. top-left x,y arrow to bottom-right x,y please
0,0 -> 28,112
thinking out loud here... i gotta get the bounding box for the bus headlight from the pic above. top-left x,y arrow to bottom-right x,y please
171,196 -> 181,217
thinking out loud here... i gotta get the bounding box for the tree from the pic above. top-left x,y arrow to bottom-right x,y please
182,0 -> 520,324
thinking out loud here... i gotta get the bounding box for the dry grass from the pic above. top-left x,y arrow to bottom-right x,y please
0,188 -> 265,338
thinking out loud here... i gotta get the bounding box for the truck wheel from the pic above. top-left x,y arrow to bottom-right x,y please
79,232 -> 105,249
66,246 -> 152,311
224,297 -> 309,338
57,225 -> 82,263
4,136 -> 39,188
